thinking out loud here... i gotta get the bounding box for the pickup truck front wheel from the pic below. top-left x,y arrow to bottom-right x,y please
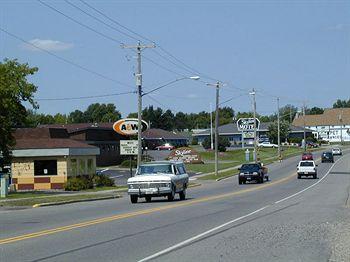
179,188 -> 186,200
130,195 -> 138,204
167,186 -> 175,201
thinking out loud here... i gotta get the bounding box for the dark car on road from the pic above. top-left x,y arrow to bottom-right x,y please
238,163 -> 269,184
321,152 -> 334,163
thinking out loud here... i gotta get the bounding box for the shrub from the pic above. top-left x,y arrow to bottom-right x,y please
93,174 -> 115,187
202,136 -> 230,152
288,137 -> 302,144
65,176 -> 93,191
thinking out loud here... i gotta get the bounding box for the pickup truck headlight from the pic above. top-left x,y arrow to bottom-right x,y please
129,184 -> 134,189
239,173 -> 244,176
253,172 -> 258,175
165,183 -> 171,188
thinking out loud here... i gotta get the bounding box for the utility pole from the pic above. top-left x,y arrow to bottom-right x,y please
207,82 -> 223,176
250,89 -> 257,163
303,101 -> 306,152
121,42 -> 155,168
277,97 -> 281,160
210,103 -> 214,150
339,109 -> 343,145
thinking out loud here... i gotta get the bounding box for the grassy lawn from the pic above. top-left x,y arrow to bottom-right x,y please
0,194 -> 118,207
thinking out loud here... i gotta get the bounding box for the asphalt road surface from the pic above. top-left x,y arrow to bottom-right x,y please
1,149 -> 350,262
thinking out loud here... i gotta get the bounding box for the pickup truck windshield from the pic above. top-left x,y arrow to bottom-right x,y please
137,164 -> 173,175
240,164 -> 260,172
300,162 -> 314,167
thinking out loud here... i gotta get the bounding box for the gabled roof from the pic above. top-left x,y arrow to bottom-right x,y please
142,128 -> 188,140
39,123 -> 114,133
293,108 -> 350,127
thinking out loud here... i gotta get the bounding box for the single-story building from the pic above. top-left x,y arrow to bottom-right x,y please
293,108 -> 350,142
40,123 -> 126,166
193,122 -> 313,146
11,128 -> 99,190
142,128 -> 189,149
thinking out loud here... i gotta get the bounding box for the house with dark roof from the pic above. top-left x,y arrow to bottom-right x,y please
192,122 -> 313,146
142,128 -> 189,149
292,108 -> 350,142
11,128 -> 99,190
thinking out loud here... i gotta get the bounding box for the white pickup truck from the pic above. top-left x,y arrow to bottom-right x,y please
297,160 -> 318,179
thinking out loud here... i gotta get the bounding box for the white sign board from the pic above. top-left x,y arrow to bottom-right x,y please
237,118 -> 260,131
120,140 -> 138,155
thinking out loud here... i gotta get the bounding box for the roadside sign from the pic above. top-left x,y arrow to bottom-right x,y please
113,118 -> 149,136
120,140 -> 138,155
237,118 -> 260,131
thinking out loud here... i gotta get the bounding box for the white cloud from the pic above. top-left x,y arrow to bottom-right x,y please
22,39 -> 74,51
327,24 -> 350,31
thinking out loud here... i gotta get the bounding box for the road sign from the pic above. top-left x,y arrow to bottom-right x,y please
237,118 -> 260,131
120,140 -> 138,155
113,118 -> 149,136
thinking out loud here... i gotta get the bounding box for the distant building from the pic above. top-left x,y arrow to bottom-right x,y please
142,128 -> 189,149
192,122 -> 312,146
293,108 -> 350,142
11,128 -> 99,190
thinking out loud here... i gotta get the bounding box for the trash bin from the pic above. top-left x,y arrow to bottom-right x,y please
245,149 -> 250,162
0,173 -> 9,198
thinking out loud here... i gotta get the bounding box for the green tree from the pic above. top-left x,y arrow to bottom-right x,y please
0,59 -> 38,162
68,110 -> 86,123
267,120 -> 290,144
333,99 -> 350,108
84,103 -> 121,123
202,136 -> 230,152
127,112 -> 138,118
306,107 -> 324,115
174,112 -> 188,131
279,104 -> 298,123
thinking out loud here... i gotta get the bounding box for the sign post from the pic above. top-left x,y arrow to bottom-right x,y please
120,140 -> 138,177
237,118 -> 260,159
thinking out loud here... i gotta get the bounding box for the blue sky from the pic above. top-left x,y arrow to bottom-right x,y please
1,0 -> 349,117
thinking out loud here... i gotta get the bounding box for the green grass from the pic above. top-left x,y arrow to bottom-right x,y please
0,194 -> 117,207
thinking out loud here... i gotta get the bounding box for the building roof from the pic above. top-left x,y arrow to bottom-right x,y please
39,123 -> 114,133
142,128 -> 188,140
292,108 -> 350,127
13,128 -> 97,150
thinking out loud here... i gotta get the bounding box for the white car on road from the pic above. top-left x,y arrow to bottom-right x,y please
297,160 -> 318,179
332,148 -> 342,156
127,161 -> 189,204
258,141 -> 278,148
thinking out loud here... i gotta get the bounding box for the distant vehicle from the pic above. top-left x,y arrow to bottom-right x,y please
297,160 -> 318,179
155,143 -> 175,151
302,152 -> 313,160
258,141 -> 278,148
306,141 -> 319,148
321,152 -> 334,163
238,163 -> 269,184
127,161 -> 189,203
332,148 -> 342,156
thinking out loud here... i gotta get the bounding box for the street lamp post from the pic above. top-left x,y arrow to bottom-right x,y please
250,89 -> 257,163
139,76 -> 200,167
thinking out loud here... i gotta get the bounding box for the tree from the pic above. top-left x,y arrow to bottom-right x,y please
306,107 -> 324,115
174,112 -> 188,131
127,112 -> 138,118
0,59 -> 38,162
68,110 -> 86,123
279,104 -> 298,123
267,120 -> 290,144
84,103 -> 121,123
202,136 -> 230,152
159,109 -> 175,131
333,99 -> 350,108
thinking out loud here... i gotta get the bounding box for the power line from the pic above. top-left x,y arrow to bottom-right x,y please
0,27 -> 133,89
79,0 -> 220,82
36,90 -> 136,101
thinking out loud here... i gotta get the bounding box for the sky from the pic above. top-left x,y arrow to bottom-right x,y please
0,0 -> 349,118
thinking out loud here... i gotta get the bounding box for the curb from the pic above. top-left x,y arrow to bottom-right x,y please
32,195 -> 121,208
216,174 -> 237,182
188,183 -> 201,188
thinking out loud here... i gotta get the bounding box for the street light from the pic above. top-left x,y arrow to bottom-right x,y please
249,89 -> 257,163
136,75 -> 200,167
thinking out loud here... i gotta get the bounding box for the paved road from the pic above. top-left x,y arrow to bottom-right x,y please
1,150 -> 349,261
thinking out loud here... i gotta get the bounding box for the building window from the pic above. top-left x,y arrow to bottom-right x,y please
34,160 -> 57,176
71,159 -> 77,176
87,159 -> 94,175
79,159 -> 86,175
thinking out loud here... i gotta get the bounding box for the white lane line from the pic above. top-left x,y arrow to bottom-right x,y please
138,206 -> 269,262
98,168 -> 109,173
138,153 -> 348,262
275,154 -> 346,204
